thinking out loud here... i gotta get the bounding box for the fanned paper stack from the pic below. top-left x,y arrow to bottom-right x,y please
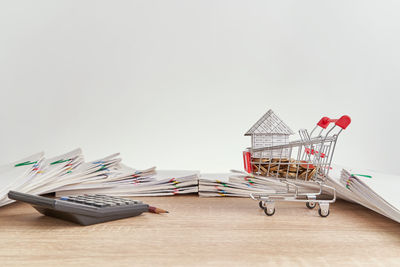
199,173 -> 284,197
55,170 -> 199,197
0,149 -> 199,207
326,164 -> 400,223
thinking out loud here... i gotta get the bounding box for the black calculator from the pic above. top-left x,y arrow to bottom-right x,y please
8,191 -> 149,226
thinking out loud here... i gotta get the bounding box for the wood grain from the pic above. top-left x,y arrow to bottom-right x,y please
0,196 -> 399,266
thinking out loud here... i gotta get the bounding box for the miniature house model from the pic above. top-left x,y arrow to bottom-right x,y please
245,109 -> 294,158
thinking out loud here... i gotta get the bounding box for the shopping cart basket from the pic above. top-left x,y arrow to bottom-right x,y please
243,115 -> 351,217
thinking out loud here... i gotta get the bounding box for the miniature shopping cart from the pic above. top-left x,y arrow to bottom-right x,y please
243,115 -> 351,217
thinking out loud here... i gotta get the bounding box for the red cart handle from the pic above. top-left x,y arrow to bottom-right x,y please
317,115 -> 351,130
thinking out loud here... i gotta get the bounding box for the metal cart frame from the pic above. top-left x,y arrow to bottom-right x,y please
244,115 -> 351,217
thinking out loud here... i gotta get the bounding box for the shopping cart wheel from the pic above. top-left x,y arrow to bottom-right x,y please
318,208 -> 330,217
264,207 -> 275,216
306,202 -> 316,209
259,201 -> 265,209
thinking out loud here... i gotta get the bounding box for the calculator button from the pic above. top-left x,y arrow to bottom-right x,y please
61,195 -> 144,208
93,203 -> 107,207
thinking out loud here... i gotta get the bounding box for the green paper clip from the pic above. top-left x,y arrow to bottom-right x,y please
50,159 -> 70,165
351,174 -> 372,178
15,161 -> 38,167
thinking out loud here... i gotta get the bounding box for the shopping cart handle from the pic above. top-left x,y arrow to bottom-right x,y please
335,115 -> 351,129
317,115 -> 351,130
317,117 -> 334,129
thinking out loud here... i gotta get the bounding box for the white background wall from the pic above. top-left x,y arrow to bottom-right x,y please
1,1 -> 399,174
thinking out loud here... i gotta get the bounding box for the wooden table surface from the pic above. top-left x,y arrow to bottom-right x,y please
0,196 -> 399,266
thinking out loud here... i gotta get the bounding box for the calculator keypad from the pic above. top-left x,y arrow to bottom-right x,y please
59,194 -> 142,208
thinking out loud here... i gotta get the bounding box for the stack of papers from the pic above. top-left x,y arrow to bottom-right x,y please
199,173 -> 290,197
327,164 -> 400,223
0,149 -> 199,206
0,152 -> 45,206
55,170 -> 199,197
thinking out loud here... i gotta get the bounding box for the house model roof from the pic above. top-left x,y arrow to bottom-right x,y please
244,109 -> 295,136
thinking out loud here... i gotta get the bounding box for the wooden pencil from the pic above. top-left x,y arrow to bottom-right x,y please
148,206 -> 169,214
